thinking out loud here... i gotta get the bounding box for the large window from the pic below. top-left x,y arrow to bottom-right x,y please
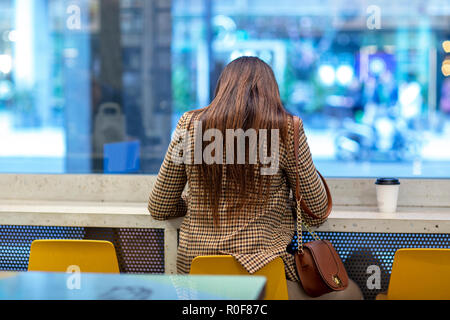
0,0 -> 449,177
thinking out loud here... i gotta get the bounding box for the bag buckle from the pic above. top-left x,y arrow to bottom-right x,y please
332,275 -> 342,287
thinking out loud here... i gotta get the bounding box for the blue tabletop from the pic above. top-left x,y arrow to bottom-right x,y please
0,272 -> 266,300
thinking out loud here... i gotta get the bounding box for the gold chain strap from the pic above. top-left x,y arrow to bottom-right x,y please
296,198 -> 321,254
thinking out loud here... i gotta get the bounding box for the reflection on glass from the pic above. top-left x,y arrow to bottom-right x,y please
0,0 -> 449,177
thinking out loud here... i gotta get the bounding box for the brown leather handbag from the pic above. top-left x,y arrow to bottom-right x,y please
292,116 -> 349,297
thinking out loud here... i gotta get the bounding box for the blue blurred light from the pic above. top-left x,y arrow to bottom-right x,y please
0,80 -> 13,100
318,65 -> 335,86
0,54 -> 12,74
230,50 -> 243,61
336,65 -> 354,85
369,57 -> 386,75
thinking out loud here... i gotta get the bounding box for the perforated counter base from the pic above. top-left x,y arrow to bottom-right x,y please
0,225 -> 448,300
0,226 -> 164,274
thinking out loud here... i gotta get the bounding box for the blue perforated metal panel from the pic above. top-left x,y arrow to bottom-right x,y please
1,225 -> 449,300
0,226 -> 164,274
0,225 -> 84,271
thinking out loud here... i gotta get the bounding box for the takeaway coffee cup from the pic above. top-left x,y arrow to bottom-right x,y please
375,178 -> 400,213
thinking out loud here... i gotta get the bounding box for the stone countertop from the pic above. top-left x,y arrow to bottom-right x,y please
0,199 -> 449,233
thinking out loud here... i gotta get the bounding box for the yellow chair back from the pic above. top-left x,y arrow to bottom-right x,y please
190,255 -> 288,300
28,240 -> 120,273
378,248 -> 450,300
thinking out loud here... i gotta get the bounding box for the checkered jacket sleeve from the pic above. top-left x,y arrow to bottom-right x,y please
148,113 -> 188,220
284,117 -> 329,227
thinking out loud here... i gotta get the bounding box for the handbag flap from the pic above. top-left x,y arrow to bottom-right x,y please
304,240 -> 349,290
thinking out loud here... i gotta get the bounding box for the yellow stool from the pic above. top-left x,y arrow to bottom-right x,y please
190,255 -> 288,300
376,248 -> 450,300
28,239 -> 120,273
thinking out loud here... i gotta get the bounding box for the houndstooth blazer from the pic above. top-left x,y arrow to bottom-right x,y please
148,111 -> 329,282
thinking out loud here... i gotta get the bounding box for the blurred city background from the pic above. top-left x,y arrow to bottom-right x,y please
0,0 -> 449,177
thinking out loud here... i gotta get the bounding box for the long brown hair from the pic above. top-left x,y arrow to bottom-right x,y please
189,56 -> 290,225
